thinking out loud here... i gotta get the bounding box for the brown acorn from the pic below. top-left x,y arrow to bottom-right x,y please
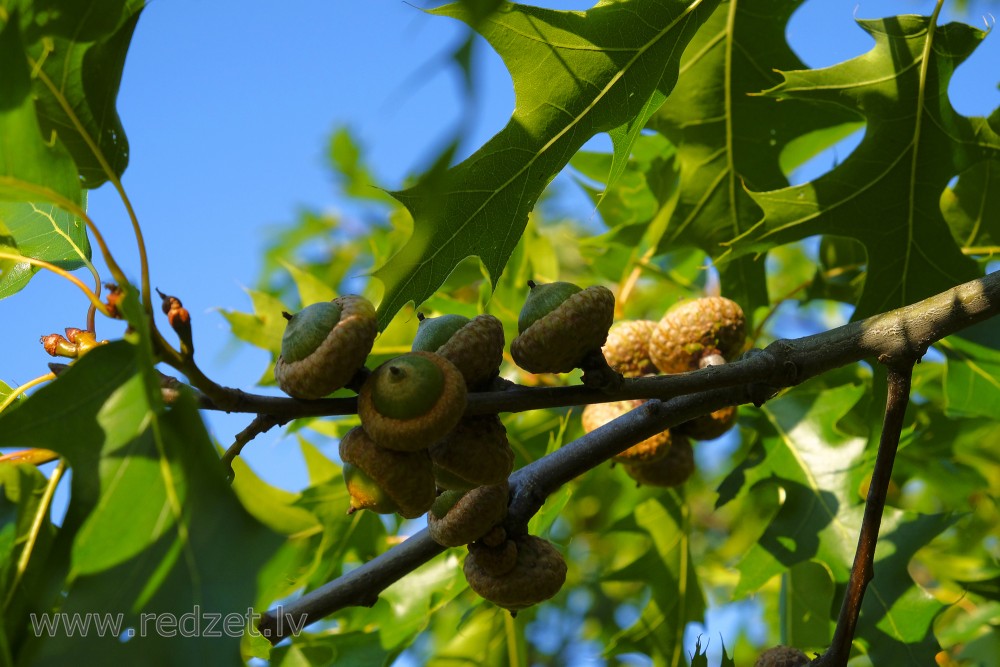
464,534 -> 567,612
412,313 -> 505,389
274,295 -> 377,399
358,351 -> 467,451
624,435 -> 694,487
429,415 -> 514,491
581,400 -> 672,464
338,427 -> 436,519
510,281 -> 615,374
675,405 -> 738,441
754,646 -> 809,667
427,482 -> 509,547
602,320 -> 658,378
648,296 -> 746,375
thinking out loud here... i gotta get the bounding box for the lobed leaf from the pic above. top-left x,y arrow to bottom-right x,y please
373,0 -> 722,329
727,15 -> 1000,319
647,0 -> 859,313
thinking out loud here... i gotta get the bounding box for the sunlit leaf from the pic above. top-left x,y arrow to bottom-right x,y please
0,199 -> 92,299
373,0 -> 721,328
729,15 -> 1000,318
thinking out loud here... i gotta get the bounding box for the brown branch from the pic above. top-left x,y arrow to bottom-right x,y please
258,383 -> 750,642
257,270 -> 1000,643
811,364 -> 914,667
221,414 -> 287,480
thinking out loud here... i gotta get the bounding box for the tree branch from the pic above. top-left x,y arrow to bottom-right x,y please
202,270 -> 1000,419
811,363 -> 914,667
253,270 -> 1000,643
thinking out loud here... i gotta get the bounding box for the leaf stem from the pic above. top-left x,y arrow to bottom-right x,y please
0,252 -> 109,319
31,64 -> 153,317
2,460 -> 66,612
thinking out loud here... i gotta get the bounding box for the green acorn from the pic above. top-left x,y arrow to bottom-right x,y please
338,427 -> 436,518
412,313 -> 505,388
464,534 -> 567,612
510,280 -> 615,374
358,351 -> 467,451
648,296 -> 745,375
427,482 -> 509,547
274,295 -> 377,399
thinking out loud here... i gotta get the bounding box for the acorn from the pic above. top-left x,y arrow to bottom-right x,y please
427,482 -> 509,547
338,427 -> 436,519
581,400 -> 672,464
412,313 -> 505,388
753,646 -> 809,667
429,415 -> 515,491
602,320 -> 658,378
675,405 -> 738,441
624,435 -> 694,487
274,295 -> 377,399
464,534 -> 567,612
649,296 -> 746,375
358,351 -> 467,451
510,280 -> 615,374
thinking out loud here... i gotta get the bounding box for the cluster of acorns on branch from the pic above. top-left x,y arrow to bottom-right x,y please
271,282 -> 744,614
583,295 -> 747,486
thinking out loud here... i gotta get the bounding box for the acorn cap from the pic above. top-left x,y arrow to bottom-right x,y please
274,295 -> 377,399
624,435 -> 694,487
430,415 -> 514,490
581,400 -> 672,464
648,296 -> 746,374
414,314 -> 505,389
602,320 -> 658,378
464,534 -> 567,612
338,427 -> 436,519
753,646 -> 809,667
675,405 -> 738,441
466,537 -> 518,577
358,351 -> 467,451
428,482 -> 509,547
511,283 -> 615,374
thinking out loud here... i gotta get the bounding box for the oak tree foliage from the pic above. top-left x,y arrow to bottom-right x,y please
1,1 -> 1000,665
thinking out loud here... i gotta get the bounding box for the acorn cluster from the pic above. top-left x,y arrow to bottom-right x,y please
270,286 -> 741,614
583,295 -> 747,488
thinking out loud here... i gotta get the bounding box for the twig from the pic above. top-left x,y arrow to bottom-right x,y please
257,269 -> 1000,643
221,414 -> 286,480
811,363 -> 914,667
193,270 -> 1000,419
257,383 -> 751,642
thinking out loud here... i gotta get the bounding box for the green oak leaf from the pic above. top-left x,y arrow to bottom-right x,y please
604,494 -> 705,666
859,513 -> 956,664
0,292 -> 281,663
373,0 -> 721,329
723,382 -> 952,664
727,15 -> 1000,319
646,0 -> 859,313
21,0 -> 143,188
0,14 -> 81,205
730,383 -> 869,597
941,158 -> 1000,257
0,198 -> 91,299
